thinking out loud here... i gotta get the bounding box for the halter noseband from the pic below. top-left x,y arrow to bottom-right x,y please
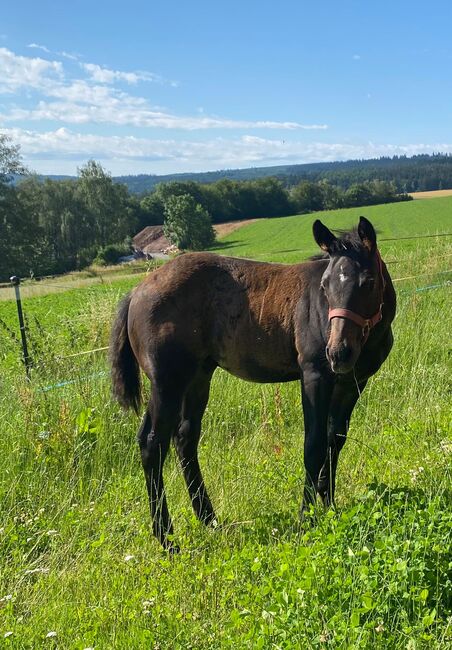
328,249 -> 386,344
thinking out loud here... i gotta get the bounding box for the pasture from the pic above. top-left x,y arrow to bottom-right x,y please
0,199 -> 451,648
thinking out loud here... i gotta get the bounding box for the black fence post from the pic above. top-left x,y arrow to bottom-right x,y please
10,276 -> 31,380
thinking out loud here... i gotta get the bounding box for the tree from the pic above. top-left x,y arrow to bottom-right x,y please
76,160 -> 136,247
291,181 -> 325,213
0,135 -> 43,280
139,193 -> 165,227
343,183 -> 374,207
249,177 -> 292,217
0,134 -> 27,182
163,194 -> 215,250
318,180 -> 343,210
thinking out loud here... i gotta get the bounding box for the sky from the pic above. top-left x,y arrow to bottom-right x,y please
1,0 -> 452,176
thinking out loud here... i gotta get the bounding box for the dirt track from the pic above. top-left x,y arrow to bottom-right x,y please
213,219 -> 258,237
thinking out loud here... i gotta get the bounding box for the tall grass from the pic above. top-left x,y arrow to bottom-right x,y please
0,223 -> 451,647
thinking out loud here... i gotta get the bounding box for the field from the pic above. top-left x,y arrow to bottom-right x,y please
0,199 -> 451,648
409,189 -> 452,199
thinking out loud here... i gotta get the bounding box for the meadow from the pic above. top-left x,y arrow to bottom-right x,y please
0,199 -> 451,648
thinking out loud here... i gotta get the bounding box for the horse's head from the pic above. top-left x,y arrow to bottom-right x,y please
313,216 -> 385,375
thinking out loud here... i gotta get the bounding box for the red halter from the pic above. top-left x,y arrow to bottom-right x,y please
328,249 -> 386,344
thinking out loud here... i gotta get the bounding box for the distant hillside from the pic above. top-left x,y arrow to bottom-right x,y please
36,153 -> 452,195
113,153 -> 452,195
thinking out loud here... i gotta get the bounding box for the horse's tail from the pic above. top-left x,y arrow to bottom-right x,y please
110,293 -> 141,413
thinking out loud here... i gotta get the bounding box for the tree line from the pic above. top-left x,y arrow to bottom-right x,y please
1,134 -> 411,282
1,158 -> 138,281
113,153 -> 452,195
139,177 -> 410,229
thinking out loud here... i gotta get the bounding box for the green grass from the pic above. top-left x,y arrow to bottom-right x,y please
210,196 -> 452,263
0,201 -> 451,648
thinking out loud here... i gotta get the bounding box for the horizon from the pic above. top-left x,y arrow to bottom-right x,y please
2,1 -> 452,176
28,150 -> 452,181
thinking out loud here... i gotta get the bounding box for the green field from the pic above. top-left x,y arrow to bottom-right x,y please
211,195 -> 452,263
0,200 -> 451,648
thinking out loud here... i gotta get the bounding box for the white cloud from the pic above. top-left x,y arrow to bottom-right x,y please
59,50 -> 81,61
28,43 -> 80,61
6,126 -> 452,175
2,97 -> 327,130
27,43 -> 51,54
0,47 -> 322,132
0,47 -> 63,93
81,62 -> 160,85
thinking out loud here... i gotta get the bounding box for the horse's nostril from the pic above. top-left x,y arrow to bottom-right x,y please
337,346 -> 352,363
329,345 -> 353,366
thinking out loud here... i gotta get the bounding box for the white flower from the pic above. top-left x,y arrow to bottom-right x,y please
46,631 -> 57,638
439,439 -> 452,454
0,594 -> 12,602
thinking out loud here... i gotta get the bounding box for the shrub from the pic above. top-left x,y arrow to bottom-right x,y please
93,243 -> 131,266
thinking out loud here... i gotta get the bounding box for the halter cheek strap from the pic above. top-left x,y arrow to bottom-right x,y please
328,249 -> 386,344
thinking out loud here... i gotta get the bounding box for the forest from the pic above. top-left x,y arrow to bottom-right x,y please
111,153 -> 452,194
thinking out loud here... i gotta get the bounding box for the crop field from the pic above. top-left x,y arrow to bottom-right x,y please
410,189 -> 452,200
0,200 -> 451,648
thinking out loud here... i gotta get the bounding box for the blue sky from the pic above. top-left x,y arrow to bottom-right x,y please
1,0 -> 451,175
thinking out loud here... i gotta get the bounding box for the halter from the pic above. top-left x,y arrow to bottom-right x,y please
328,248 -> 386,344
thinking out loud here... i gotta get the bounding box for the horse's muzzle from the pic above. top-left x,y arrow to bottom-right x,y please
326,343 -> 357,374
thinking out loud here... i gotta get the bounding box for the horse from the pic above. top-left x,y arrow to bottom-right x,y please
110,216 -> 396,551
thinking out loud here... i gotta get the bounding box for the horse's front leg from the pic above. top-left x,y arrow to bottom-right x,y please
299,363 -> 334,514
317,378 -> 367,508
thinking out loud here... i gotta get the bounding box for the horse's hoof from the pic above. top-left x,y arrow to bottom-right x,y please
299,506 -> 316,527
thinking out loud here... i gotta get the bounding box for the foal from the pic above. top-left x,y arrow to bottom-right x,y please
110,217 -> 396,550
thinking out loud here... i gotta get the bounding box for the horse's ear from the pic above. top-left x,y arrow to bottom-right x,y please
358,216 -> 377,253
312,220 -> 337,254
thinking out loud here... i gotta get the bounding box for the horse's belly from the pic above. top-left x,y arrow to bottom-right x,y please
218,355 -> 300,384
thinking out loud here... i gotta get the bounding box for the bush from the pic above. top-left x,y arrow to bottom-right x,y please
93,243 -> 131,266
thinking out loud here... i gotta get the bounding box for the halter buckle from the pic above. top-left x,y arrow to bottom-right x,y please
362,320 -> 371,340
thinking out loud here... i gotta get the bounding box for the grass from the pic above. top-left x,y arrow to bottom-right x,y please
0,203 -> 451,648
210,196 -> 452,263
0,260 -> 155,301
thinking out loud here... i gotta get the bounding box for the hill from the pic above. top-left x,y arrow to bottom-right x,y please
210,195 -> 452,263
34,153 -> 452,195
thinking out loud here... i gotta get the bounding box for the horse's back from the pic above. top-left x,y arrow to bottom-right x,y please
127,252 -> 308,382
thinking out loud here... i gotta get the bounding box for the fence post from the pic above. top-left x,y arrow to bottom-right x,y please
10,276 -> 31,380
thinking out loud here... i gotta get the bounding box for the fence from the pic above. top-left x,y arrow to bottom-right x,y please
4,247 -> 452,387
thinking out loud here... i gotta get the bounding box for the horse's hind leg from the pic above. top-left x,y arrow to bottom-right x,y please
173,365 -> 216,526
138,383 -> 185,552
